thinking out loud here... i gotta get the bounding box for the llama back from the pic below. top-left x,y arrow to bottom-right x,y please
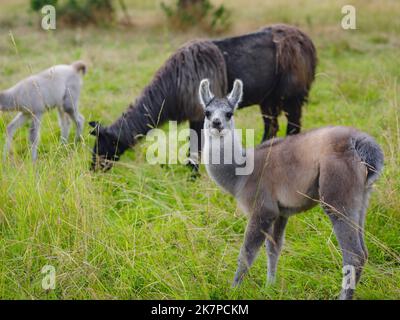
212,24 -> 316,107
1,62 -> 85,111
252,127 -> 383,197
298,127 -> 384,186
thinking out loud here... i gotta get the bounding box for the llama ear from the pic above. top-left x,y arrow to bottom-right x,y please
199,79 -> 214,109
89,121 -> 101,136
89,121 -> 98,128
227,79 -> 243,110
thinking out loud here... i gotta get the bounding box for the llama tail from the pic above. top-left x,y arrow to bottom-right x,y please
263,24 -> 317,96
353,133 -> 384,185
71,60 -> 87,75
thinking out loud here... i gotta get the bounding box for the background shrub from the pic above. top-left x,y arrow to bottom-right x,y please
161,0 -> 231,33
30,0 -> 115,26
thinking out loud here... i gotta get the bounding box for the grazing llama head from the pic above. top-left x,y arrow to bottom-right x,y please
89,121 -> 126,171
199,79 -> 243,137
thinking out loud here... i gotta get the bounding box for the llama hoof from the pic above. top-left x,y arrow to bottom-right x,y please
185,158 -> 200,179
338,289 -> 355,300
189,171 -> 200,181
231,278 -> 242,288
3,153 -> 14,163
267,277 -> 276,286
185,158 -> 199,170
74,135 -> 84,144
188,166 -> 200,181
232,273 -> 244,288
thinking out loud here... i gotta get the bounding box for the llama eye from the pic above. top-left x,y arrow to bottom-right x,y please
226,112 -> 233,119
205,110 -> 211,118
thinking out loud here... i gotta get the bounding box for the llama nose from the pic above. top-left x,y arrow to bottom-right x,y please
212,119 -> 222,128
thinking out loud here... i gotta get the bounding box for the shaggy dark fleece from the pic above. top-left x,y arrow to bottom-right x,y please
90,24 -> 317,170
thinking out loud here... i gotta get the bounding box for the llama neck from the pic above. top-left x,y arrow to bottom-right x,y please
107,72 -> 177,154
204,127 -> 250,196
0,90 -> 15,111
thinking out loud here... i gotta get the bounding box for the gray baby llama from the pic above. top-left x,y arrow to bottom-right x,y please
199,78 -> 384,300
0,61 -> 86,161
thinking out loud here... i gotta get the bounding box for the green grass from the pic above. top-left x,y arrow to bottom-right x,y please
0,0 -> 399,299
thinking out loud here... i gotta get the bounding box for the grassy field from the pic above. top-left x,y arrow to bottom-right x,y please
0,0 -> 399,299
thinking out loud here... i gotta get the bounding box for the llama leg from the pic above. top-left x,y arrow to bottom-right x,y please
63,91 -> 84,143
259,100 -> 279,142
65,108 -> 84,143
233,213 -> 276,287
358,189 -> 372,261
187,120 -> 203,172
57,108 -> 71,144
3,112 -> 27,160
282,95 -> 304,135
75,113 -> 85,142
319,158 -> 366,300
265,216 -> 288,284
29,113 -> 42,162
324,207 -> 366,300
